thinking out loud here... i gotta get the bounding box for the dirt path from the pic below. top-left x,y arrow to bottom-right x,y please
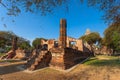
0,64 -> 64,80
0,63 -> 120,80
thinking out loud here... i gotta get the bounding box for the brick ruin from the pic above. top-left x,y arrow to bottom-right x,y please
59,19 -> 67,48
0,37 -> 27,60
12,37 -> 18,52
0,37 -> 17,59
94,46 -> 113,55
26,19 -> 91,70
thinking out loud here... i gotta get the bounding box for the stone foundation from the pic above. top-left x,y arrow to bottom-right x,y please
50,48 -> 90,69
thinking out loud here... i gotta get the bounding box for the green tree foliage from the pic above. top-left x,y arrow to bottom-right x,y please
0,31 -> 31,50
80,32 -> 101,55
32,38 -> 47,48
80,32 -> 101,45
0,31 -> 15,47
0,37 -> 7,48
0,0 -> 119,23
103,22 -> 120,52
19,41 -> 31,50
0,0 -> 68,16
83,0 -> 120,23
5,46 -> 12,52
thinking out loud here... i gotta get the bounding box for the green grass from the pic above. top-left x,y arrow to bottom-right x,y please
83,55 -> 120,67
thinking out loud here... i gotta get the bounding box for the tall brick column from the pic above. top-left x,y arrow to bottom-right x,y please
59,19 -> 67,48
12,37 -> 18,51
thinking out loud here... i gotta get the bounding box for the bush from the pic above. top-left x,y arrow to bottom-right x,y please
5,46 -> 12,52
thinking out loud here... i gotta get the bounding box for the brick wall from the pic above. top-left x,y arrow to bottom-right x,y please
50,48 -> 90,69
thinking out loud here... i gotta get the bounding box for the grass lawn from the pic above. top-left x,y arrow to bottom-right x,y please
83,55 -> 120,67
1,55 -> 120,80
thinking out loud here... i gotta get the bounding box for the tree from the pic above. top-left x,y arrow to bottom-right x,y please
0,0 -> 68,16
83,0 -> 120,23
112,31 -> 120,52
103,22 -> 120,52
80,32 -> 101,45
0,31 -> 31,50
19,41 -> 31,50
0,37 -> 7,48
0,0 -> 119,23
32,38 -> 47,49
80,32 -> 101,55
0,31 -> 16,47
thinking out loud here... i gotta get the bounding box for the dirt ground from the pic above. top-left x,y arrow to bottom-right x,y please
0,56 -> 120,80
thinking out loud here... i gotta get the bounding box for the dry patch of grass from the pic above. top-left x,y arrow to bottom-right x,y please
1,55 -> 120,80
65,55 -> 120,80
67,65 -> 120,80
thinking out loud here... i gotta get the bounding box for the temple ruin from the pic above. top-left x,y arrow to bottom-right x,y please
0,37 -> 27,60
59,19 -> 67,48
25,19 -> 91,70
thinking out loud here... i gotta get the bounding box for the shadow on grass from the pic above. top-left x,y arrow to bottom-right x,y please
0,63 -> 26,75
83,58 -> 120,67
0,59 -> 23,63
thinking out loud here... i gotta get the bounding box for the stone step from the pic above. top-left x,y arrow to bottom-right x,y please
29,65 -> 35,71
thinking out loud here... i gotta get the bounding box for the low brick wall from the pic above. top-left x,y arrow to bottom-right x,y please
50,48 -> 90,69
50,48 -> 65,69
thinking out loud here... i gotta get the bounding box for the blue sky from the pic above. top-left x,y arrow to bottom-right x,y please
0,1 -> 108,43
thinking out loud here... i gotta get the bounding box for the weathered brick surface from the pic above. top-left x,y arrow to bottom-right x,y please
50,48 -> 90,69
26,50 -> 52,70
12,37 -> 18,51
13,48 -> 26,59
59,19 -> 67,48
25,19 -> 91,70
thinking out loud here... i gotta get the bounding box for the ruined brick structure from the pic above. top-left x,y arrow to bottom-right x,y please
8,37 -> 18,58
0,37 -> 18,59
12,37 -> 18,51
59,19 -> 67,48
0,37 -> 27,60
26,49 -> 52,70
41,39 -> 55,50
26,19 -> 91,70
99,46 -> 113,55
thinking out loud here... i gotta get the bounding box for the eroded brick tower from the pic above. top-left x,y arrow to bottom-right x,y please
12,37 -> 18,51
59,19 -> 67,48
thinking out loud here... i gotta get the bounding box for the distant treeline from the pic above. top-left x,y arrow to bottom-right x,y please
0,31 -> 31,52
